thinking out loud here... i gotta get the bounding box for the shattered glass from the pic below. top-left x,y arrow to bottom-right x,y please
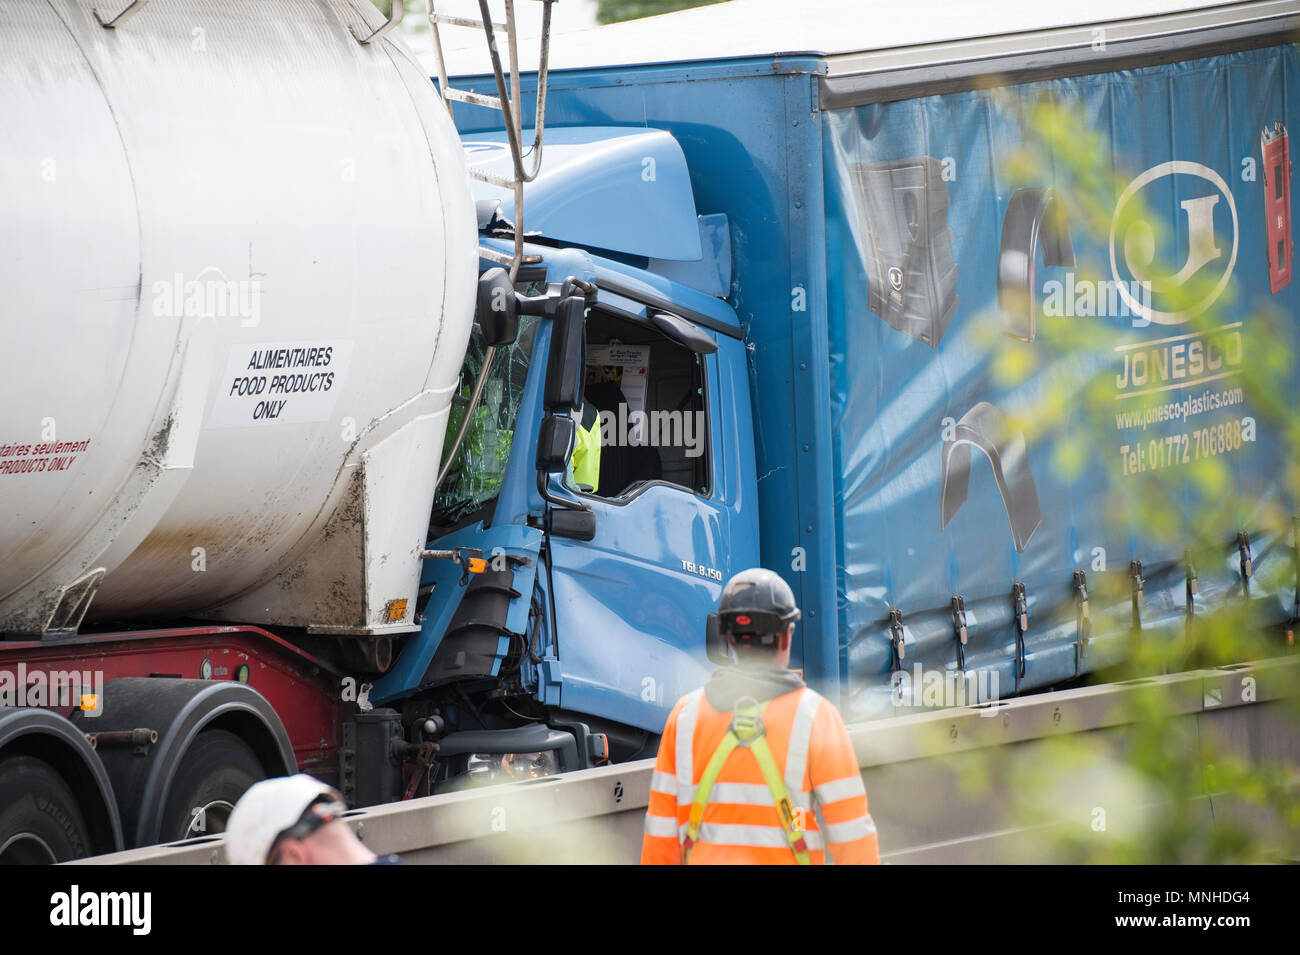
430,310 -> 540,530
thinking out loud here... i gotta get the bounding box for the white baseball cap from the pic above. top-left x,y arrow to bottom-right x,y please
224,774 -> 343,865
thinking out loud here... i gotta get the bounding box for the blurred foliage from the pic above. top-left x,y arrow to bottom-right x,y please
963,89 -> 1300,862
596,0 -> 725,25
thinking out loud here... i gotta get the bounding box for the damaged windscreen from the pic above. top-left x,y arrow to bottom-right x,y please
429,303 -> 540,533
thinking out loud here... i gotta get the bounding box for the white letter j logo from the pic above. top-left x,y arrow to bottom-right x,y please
1110,161 -> 1238,325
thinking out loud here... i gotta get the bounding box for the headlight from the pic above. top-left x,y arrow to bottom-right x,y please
465,750 -> 560,784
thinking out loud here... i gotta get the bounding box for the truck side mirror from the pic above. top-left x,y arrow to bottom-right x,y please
476,268 -> 520,346
536,414 -> 575,473
544,296 -> 586,412
705,612 -> 732,665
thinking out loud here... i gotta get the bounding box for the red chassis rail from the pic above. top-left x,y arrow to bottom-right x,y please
0,626 -> 346,780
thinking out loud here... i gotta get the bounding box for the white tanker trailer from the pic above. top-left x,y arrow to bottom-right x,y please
0,0 -> 477,647
0,0 -> 517,859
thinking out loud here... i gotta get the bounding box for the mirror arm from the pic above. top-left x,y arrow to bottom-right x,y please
536,468 -> 592,514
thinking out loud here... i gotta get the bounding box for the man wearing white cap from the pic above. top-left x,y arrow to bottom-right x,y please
224,774 -> 399,865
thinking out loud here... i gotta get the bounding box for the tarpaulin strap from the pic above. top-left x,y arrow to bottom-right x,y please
951,595 -> 968,671
1238,531 -> 1253,598
1129,560 -> 1144,634
888,607 -> 906,671
1072,571 -> 1089,671
1183,550 -> 1199,657
683,698 -> 812,866
1012,582 -> 1028,693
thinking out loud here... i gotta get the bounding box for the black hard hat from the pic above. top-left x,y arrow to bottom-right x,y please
714,568 -> 801,647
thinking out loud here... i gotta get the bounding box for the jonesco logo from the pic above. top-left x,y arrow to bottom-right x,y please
1109,161 -> 1238,326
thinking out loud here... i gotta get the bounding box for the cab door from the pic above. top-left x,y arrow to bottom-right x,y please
538,298 -> 755,732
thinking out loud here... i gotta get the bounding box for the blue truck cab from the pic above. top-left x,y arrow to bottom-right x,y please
370,1 -> 1300,785
371,128 -> 763,776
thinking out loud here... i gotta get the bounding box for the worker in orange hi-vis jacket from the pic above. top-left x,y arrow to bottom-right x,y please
641,567 -> 881,865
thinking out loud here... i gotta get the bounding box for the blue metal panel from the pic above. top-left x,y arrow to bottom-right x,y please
463,127 -> 702,260
776,71 -> 841,699
589,261 -> 742,333
649,212 -> 732,297
370,521 -> 542,704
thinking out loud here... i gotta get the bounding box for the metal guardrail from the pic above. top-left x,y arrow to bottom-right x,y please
80,656 -> 1300,864
854,656 -> 1300,863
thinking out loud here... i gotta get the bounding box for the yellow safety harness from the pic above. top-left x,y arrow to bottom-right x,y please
681,696 -> 812,865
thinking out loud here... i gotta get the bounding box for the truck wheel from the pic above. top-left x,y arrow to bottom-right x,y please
159,729 -> 264,843
0,755 -> 92,863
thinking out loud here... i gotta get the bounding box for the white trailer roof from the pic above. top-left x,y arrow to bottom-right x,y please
432,0 -> 1294,78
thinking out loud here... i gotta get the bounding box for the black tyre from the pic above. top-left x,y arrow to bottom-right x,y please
159,729 -> 264,843
0,755 -> 92,863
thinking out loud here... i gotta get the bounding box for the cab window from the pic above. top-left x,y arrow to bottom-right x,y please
567,309 -> 710,500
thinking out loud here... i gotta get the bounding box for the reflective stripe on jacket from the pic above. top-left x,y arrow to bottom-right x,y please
641,685 -> 881,865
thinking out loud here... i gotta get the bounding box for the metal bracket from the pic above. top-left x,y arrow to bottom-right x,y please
1185,550 -> 1198,617
421,546 -> 486,585
428,0 -> 557,279
728,697 -> 766,748
86,728 -> 158,757
562,276 -> 597,301
94,0 -> 151,28
352,0 -> 404,44
398,740 -> 440,800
